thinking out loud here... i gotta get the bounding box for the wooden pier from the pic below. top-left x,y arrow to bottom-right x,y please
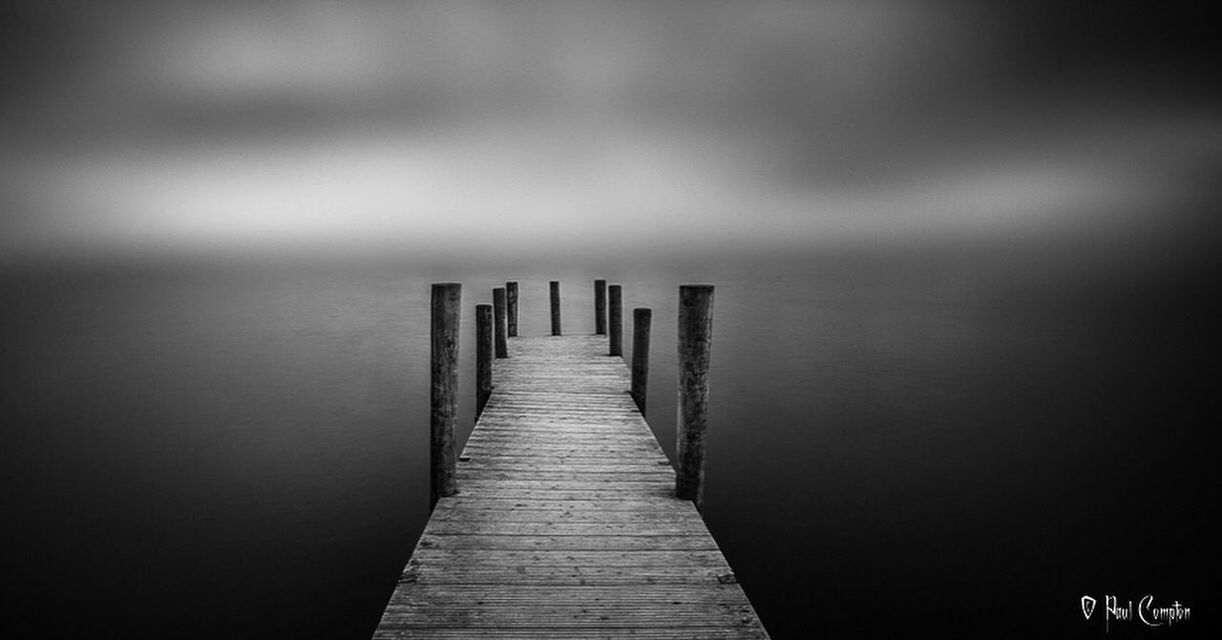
372,283 -> 769,639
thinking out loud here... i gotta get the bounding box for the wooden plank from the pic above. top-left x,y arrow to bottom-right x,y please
373,334 -> 769,639
382,605 -> 759,626
415,533 -> 723,551
424,520 -> 710,536
439,487 -> 679,501
374,628 -> 769,639
458,460 -> 666,470
407,567 -> 736,586
455,471 -> 675,483
458,447 -> 669,457
387,584 -> 753,604
408,550 -> 733,568
455,464 -> 673,474
436,498 -> 686,512
429,510 -> 698,524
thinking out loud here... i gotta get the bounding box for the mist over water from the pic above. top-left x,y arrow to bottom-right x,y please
3,249 -> 1218,637
3,1 -> 1220,637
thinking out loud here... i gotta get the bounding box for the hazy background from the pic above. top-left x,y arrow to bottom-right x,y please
3,1 -> 1219,266
3,2 -> 1220,638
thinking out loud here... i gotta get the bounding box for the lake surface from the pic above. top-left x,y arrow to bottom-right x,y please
3,247 -> 1218,637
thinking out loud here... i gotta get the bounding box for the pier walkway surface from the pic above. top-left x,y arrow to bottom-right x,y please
372,334 -> 769,639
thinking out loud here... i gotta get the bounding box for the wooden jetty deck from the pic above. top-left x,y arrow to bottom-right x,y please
372,333 -> 770,638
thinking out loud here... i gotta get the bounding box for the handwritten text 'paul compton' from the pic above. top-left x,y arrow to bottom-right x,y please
1103,595 -> 1191,629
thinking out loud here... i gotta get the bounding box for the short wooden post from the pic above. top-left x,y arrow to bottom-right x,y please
506,281 -> 519,338
430,283 -> 461,509
493,287 -> 508,358
608,284 -> 623,357
475,304 -> 492,418
594,279 -> 607,335
550,281 -> 561,336
676,285 -> 713,507
631,307 -> 651,416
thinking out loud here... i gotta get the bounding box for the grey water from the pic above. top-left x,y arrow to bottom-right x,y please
2,245 -> 1218,638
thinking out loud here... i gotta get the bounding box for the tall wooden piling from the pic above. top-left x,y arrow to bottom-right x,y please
430,283 -> 461,509
594,279 -> 607,335
475,304 -> 492,418
631,307 -> 651,416
676,285 -> 714,507
506,281 -> 518,338
608,285 -> 623,357
550,281 -> 561,336
493,287 -> 508,358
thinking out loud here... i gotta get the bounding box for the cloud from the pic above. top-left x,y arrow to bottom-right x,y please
2,1 -> 1218,263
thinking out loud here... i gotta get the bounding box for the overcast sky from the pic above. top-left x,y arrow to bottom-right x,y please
2,1 -> 1218,263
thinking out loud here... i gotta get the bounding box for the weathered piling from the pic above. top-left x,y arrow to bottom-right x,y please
608,284 -> 623,357
493,287 -> 508,358
550,280 -> 561,336
430,283 -> 461,509
506,281 -> 519,338
676,285 -> 714,507
475,304 -> 492,418
631,307 -> 651,416
594,279 -> 607,335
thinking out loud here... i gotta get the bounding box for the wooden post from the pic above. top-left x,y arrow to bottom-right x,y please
476,304 -> 492,418
550,281 -> 561,336
493,287 -> 508,358
430,283 -> 461,509
676,285 -> 713,507
608,284 -> 623,357
631,307 -> 651,416
506,281 -> 519,338
594,279 -> 607,335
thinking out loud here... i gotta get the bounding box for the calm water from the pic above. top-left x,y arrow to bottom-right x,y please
3,248 -> 1218,638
